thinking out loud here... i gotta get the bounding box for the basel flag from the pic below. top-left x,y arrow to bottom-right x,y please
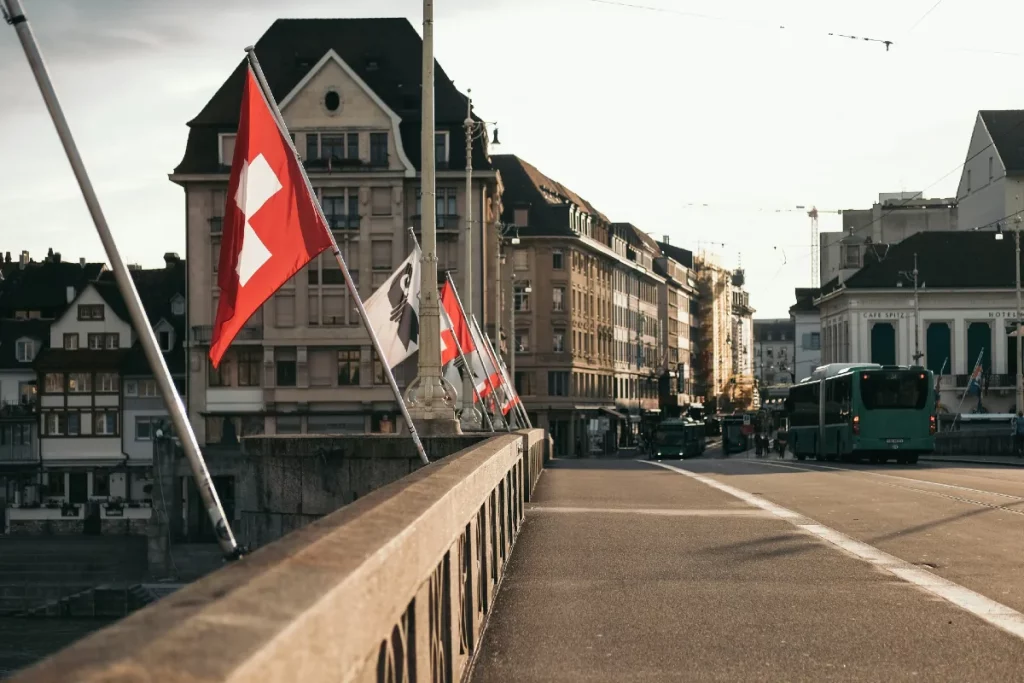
210,67 -> 333,366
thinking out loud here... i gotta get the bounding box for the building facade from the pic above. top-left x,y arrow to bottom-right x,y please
956,110 -> 1024,235
817,230 -> 1024,414
791,288 -> 821,382
753,318 -> 795,387
655,240 -> 698,416
819,192 -> 957,288
169,19 -> 501,444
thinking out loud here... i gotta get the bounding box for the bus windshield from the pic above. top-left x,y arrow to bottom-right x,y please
655,429 -> 686,445
860,371 -> 928,410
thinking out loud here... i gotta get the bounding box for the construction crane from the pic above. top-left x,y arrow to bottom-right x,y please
682,201 -> 843,285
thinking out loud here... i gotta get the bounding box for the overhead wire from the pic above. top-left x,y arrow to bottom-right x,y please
906,0 -> 947,33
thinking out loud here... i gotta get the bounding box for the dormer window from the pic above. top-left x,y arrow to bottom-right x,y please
15,338 -> 37,363
159,330 -> 173,353
171,295 -> 185,317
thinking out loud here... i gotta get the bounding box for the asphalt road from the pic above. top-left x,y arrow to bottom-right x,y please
469,448 -> 1024,682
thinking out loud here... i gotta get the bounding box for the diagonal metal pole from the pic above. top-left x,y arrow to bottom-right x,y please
2,0 -> 241,557
244,48 -> 430,465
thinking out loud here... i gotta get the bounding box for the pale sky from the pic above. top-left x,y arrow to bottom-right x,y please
2,0 -> 1023,317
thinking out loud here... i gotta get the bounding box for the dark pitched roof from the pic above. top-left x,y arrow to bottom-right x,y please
174,18 -> 491,175
828,230 -> 1024,292
97,260 -> 187,376
0,319 -> 49,370
980,110 -> 1024,175
754,319 -> 794,343
0,259 -> 105,318
613,223 -> 659,254
789,287 -> 820,314
657,241 -> 693,268
491,155 -> 609,237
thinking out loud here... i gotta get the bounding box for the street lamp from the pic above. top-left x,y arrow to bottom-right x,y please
996,211 -> 1024,413
899,252 -> 923,365
462,88 -> 498,324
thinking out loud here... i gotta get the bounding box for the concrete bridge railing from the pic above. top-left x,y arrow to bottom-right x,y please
10,429 -> 548,683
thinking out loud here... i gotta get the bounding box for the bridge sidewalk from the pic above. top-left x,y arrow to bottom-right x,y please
469,458 -> 1024,682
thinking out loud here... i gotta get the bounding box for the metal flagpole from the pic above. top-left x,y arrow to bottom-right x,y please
471,314 -> 528,429
244,48 -> 430,466
2,0 -> 242,558
404,229 -> 493,432
440,271 -> 508,432
463,312 -> 512,431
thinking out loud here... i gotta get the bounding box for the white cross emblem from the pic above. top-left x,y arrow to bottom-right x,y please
234,153 -> 282,287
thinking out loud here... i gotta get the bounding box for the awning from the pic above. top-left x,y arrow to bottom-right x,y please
600,407 -> 627,420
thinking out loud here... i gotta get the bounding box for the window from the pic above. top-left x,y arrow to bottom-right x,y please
369,132 -> 388,165
371,187 -> 392,216
66,413 -> 80,436
219,134 -> 236,165
322,191 -> 360,230
94,411 -> 118,436
96,373 -> 119,393
78,304 -> 104,321
989,155 -> 994,181
18,381 -> 36,404
552,250 -> 564,269
373,350 -> 387,385
967,169 -> 972,193
372,241 -> 393,270
515,371 -> 533,396
337,348 -> 361,385
552,287 -> 565,312
158,330 -> 172,352
802,332 -> 821,351
68,373 -> 91,393
553,330 -> 565,353
236,349 -> 261,387
139,379 -> 158,397
515,331 -> 529,353
320,133 -> 358,161
860,371 -> 928,410
44,373 -> 64,393
47,471 -> 66,495
275,347 -> 297,387
15,339 -> 36,362
513,284 -> 530,312
92,471 -> 110,497
415,188 -> 459,229
135,417 -> 154,444
63,333 -> 79,350
435,132 -> 449,165
88,333 -> 118,350
548,371 -> 569,396
171,295 -> 185,316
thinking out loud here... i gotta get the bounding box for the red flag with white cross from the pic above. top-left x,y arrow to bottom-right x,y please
210,67 -> 333,367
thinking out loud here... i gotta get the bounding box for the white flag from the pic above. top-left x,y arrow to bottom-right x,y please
364,246 -> 421,369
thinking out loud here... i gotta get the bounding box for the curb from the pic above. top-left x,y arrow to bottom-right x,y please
921,456 -> 1024,467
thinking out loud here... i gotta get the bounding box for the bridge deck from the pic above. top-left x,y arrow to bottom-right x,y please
469,457 -> 1024,682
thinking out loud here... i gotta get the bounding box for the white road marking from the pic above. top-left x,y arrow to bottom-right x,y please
645,459 -> 1024,642
526,506 -> 774,518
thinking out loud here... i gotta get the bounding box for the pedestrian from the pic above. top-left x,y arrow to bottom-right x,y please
1015,413 -> 1024,458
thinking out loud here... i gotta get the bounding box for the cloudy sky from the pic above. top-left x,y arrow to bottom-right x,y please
1,0 -> 1023,316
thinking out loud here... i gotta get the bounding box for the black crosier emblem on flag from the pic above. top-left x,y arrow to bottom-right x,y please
389,262 -> 419,350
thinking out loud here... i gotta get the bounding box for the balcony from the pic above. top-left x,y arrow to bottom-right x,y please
303,156 -> 390,172
410,214 -> 461,233
190,325 -> 262,344
0,401 -> 37,419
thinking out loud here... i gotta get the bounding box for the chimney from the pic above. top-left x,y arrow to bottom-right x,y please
53,252 -> 61,264
663,235 -> 670,244
4,252 -> 10,264
163,252 -> 180,269
46,247 -> 54,262
19,251 -> 29,268
79,257 -> 86,267
66,286 -> 75,304
128,263 -> 142,271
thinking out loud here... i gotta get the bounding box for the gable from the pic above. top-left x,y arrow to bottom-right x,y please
957,114 -> 1001,200
50,285 -> 131,348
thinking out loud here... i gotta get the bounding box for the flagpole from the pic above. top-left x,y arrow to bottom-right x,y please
404,229 -> 493,432
464,313 -> 513,430
469,314 -> 523,428
2,0 -> 242,559
243,48 -> 430,466
475,312 -> 531,429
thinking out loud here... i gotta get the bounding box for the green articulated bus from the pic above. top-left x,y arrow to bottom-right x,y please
650,418 -> 707,459
786,363 -> 936,465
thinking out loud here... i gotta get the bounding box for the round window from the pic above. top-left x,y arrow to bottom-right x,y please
324,90 -> 341,112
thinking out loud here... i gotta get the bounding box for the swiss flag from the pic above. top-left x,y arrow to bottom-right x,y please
439,281 -> 475,366
210,67 -> 333,367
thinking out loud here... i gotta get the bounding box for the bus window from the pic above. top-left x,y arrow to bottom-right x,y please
860,372 -> 928,410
